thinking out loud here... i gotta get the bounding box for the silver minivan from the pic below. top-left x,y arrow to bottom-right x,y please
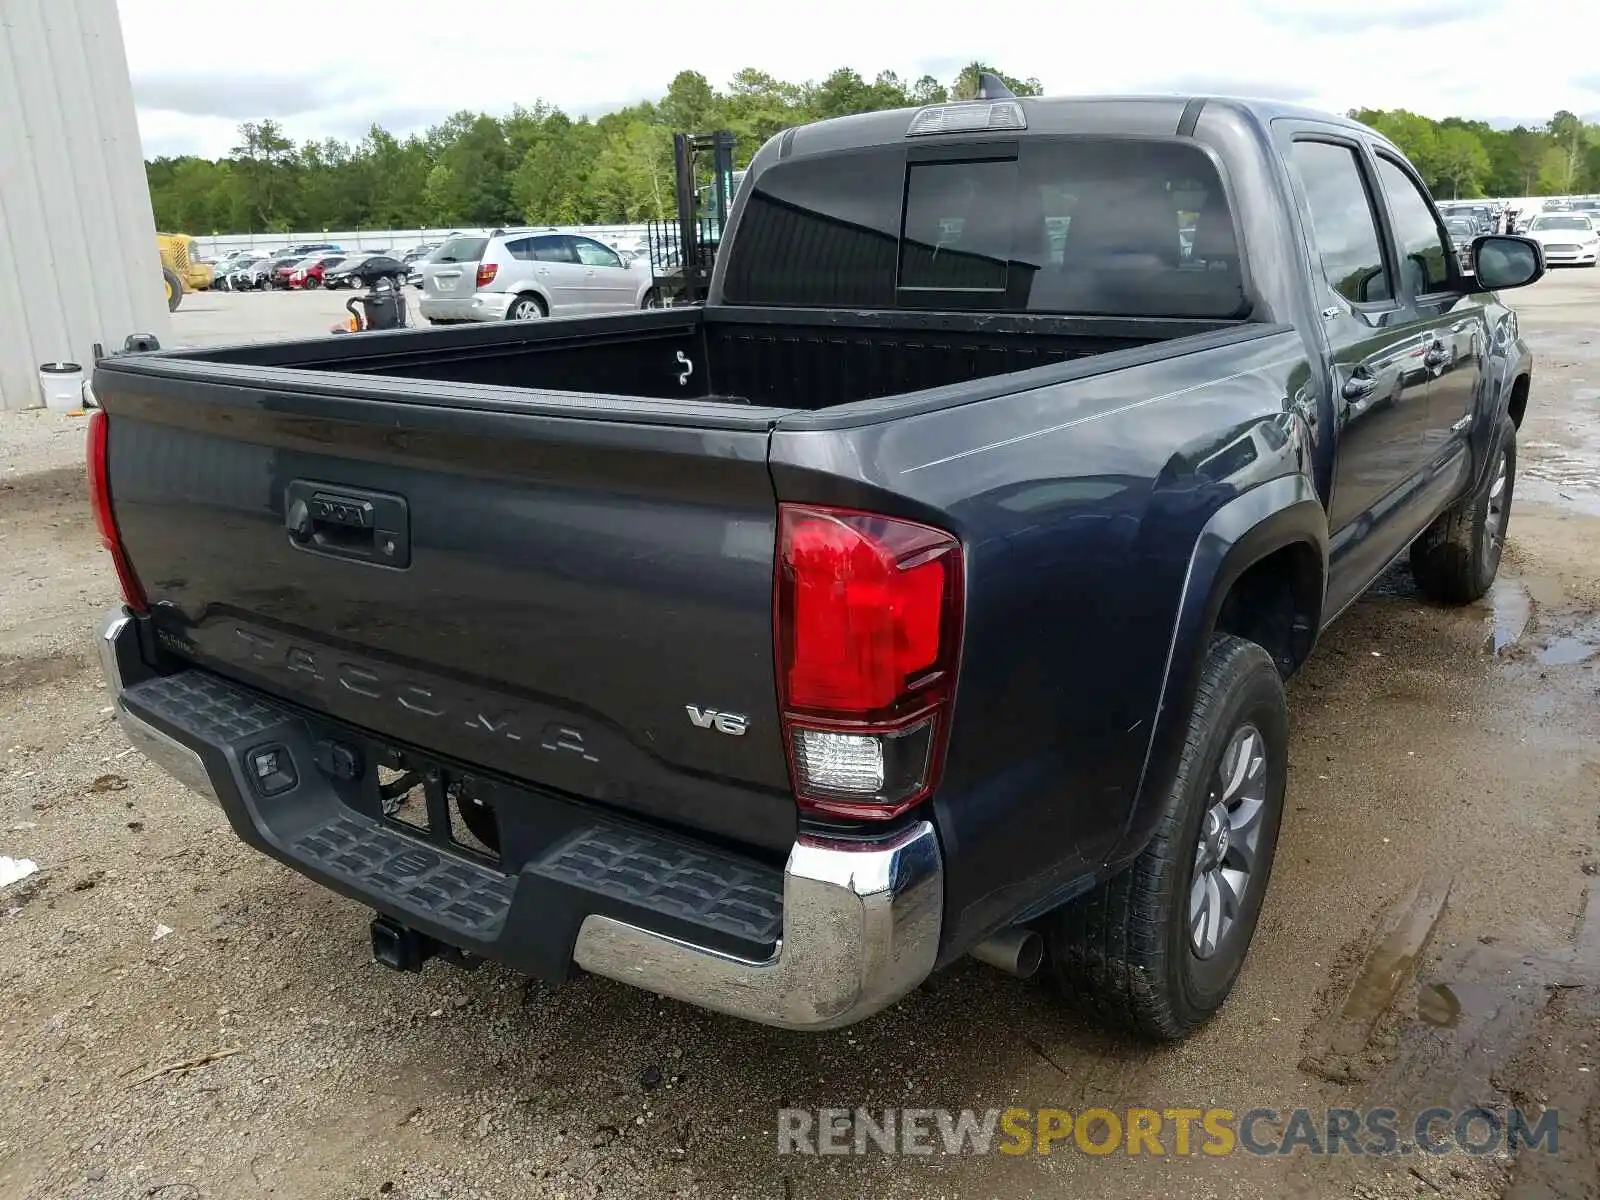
419,230 -> 654,323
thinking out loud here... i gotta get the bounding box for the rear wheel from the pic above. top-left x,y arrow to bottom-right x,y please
509,295 -> 545,321
642,289 -> 661,309
1410,415 -> 1515,604
348,274 -> 363,290
162,268 -> 183,312
305,276 -> 321,290
1040,634 -> 1288,1040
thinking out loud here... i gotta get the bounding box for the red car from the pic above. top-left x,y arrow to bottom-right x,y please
285,254 -> 347,290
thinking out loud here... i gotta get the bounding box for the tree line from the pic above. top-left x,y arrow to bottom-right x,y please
146,64 -> 1041,234
1350,108 -> 1600,200
145,66 -> 1600,235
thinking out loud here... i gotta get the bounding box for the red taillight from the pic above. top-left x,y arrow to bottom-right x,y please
775,504 -> 964,820
476,263 -> 498,287
86,410 -> 148,613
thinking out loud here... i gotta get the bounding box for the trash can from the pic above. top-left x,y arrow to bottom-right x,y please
38,362 -> 84,412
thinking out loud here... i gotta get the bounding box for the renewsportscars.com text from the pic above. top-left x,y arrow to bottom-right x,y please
777,1106 -> 1558,1157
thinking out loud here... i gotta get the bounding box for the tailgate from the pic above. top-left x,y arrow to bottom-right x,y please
98,365 -> 795,853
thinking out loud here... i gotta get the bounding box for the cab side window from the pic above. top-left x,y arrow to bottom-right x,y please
1289,140 -> 1391,305
533,235 -> 577,264
1373,155 -> 1451,295
572,238 -> 623,269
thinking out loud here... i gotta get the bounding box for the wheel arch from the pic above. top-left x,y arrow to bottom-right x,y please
1108,473 -> 1327,872
508,288 -> 549,317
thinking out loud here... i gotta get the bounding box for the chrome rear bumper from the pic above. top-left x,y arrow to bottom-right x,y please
98,608 -> 943,1030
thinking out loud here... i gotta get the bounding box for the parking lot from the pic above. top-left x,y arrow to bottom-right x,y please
1,272 -> 1598,1199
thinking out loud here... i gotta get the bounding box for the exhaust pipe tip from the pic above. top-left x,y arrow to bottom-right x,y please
969,926 -> 1043,979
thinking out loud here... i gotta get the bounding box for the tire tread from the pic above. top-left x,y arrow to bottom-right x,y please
1043,634 -> 1283,1040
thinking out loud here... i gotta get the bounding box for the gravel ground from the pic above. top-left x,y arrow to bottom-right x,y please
0,274 -> 1597,1200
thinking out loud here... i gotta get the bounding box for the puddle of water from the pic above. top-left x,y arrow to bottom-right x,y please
1539,635 -> 1598,665
1414,980 -> 1501,1028
1482,577 -> 1532,654
1341,878 -> 1450,1023
1415,982 -> 1461,1027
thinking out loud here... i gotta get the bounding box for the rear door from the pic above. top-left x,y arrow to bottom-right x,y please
570,236 -> 639,311
424,234 -> 487,301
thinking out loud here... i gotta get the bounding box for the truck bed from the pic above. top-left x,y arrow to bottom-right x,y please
180,306 -> 1242,412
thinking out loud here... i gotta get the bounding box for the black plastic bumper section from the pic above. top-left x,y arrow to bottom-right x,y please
119,669 -> 784,979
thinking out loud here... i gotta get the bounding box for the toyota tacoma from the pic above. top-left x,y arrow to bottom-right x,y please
90,92 -> 1540,1039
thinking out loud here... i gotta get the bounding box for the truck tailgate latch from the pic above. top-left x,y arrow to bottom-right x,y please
285,480 -> 411,569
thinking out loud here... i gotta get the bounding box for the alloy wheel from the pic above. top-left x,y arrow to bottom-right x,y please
1189,722 -> 1268,959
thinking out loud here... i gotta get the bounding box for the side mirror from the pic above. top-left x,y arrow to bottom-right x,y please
1470,235 -> 1544,290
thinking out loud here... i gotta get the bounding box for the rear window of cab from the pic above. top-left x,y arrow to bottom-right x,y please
721,138 -> 1247,319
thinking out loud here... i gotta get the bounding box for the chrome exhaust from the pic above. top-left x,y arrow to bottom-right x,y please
969,927 -> 1043,978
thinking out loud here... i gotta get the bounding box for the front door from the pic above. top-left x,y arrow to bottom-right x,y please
1369,153 -> 1486,480
1282,135 -> 1438,616
569,236 -> 639,311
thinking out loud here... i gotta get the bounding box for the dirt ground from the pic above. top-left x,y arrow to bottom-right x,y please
1,273 -> 1598,1200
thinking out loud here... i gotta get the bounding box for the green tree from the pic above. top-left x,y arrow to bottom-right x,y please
230,119 -> 297,230
1537,144 -> 1577,194
660,70 -> 717,131
1433,126 -> 1491,198
951,62 -> 1042,99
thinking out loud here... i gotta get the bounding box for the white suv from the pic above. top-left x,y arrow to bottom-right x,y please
419,230 -> 655,323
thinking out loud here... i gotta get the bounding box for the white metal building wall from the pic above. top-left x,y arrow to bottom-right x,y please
0,0 -> 168,410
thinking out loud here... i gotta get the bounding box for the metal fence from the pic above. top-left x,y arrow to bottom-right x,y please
193,225 -> 651,259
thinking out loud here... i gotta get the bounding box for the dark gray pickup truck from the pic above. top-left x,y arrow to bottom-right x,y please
91,93 -> 1542,1039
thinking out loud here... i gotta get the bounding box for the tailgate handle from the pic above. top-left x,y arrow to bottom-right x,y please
285,481 -> 411,569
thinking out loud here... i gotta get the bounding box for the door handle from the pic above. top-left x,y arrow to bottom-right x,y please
1341,372 -> 1379,401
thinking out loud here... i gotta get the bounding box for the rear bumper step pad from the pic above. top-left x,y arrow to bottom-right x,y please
100,609 -> 942,1030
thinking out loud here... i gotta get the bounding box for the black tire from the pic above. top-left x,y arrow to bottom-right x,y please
163,268 -> 183,312
508,294 -> 546,321
1040,634 -> 1288,1040
1409,415 -> 1515,605
306,276 -> 321,290
642,289 -> 661,309
348,275 -> 363,290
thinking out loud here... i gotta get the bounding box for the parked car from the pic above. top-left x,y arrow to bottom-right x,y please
1435,202 -> 1492,235
1522,213 -> 1599,267
286,254 -> 348,289
1442,216 -> 1478,271
253,255 -> 304,290
323,254 -> 408,289
216,257 -> 267,291
90,94 -> 1540,1040
401,244 -> 441,264
281,242 -> 342,257
419,229 -> 655,322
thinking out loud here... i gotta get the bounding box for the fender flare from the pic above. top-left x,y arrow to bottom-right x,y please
1107,473 -> 1328,869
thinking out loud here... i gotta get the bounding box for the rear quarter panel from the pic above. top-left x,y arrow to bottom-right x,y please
770,328 -> 1315,957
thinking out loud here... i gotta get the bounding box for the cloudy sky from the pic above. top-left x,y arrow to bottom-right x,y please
120,0 -> 1600,159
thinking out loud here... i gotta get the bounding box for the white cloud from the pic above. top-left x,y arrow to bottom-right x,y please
117,0 -> 1600,158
